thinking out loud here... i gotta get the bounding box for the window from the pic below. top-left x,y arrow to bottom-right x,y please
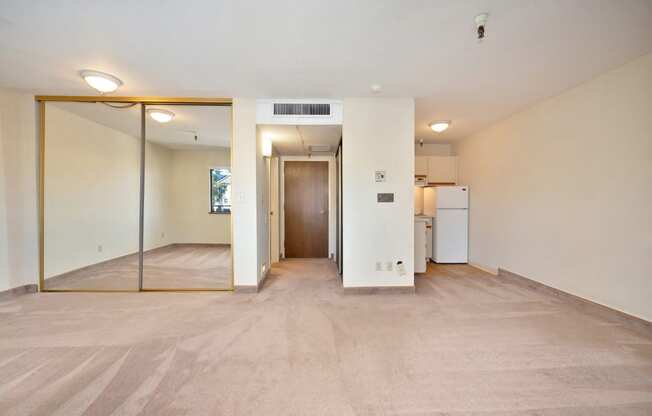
210,168 -> 231,214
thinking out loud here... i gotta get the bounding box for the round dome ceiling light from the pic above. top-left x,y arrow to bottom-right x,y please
429,121 -> 451,133
147,108 -> 175,123
79,70 -> 123,94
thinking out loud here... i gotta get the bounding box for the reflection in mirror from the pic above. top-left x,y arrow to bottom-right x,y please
143,105 -> 232,289
43,102 -> 141,290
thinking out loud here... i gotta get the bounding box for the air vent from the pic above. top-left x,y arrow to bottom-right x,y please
309,145 -> 331,153
273,103 -> 330,116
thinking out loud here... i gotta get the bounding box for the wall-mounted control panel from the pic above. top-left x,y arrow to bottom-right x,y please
377,193 -> 394,203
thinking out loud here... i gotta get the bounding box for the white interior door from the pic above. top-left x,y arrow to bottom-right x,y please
435,209 -> 468,263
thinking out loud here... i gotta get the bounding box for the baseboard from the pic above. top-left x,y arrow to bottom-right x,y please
170,243 -> 230,247
342,286 -> 415,295
234,285 -> 258,293
469,262 -> 498,275
498,268 -> 651,333
0,284 -> 38,301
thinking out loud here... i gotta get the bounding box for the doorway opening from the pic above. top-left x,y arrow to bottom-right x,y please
258,124 -> 342,271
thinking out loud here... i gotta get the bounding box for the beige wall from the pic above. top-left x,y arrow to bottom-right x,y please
455,52 -> 652,321
343,98 -> 415,287
415,143 -> 452,156
170,148 -> 231,244
0,89 -> 38,291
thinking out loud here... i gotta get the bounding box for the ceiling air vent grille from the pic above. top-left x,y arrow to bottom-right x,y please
273,103 -> 330,116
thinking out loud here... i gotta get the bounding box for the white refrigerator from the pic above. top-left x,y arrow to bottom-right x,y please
427,186 -> 469,263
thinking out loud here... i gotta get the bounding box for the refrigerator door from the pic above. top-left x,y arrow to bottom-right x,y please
436,186 -> 469,209
435,209 -> 468,263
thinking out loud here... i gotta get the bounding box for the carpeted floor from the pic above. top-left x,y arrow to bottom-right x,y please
1,259 -> 651,415
45,244 -> 232,290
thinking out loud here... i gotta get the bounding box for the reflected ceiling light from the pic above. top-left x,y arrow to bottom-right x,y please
262,135 -> 273,157
429,120 -> 451,133
147,108 -> 175,123
79,70 -> 123,93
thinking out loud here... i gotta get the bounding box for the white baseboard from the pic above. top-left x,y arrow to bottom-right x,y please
469,262 -> 498,275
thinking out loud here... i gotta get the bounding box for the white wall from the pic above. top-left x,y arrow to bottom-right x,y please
0,89 -> 38,291
279,155 -> 337,259
342,98 -> 415,288
170,148 -> 231,244
232,98 -> 260,287
256,126 -> 270,281
415,143 -> 452,156
455,52 -> 652,321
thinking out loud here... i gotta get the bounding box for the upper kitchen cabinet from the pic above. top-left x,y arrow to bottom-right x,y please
415,156 -> 428,176
426,156 -> 458,184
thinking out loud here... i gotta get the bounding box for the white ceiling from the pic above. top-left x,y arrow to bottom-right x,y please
2,1 -> 652,142
258,125 -> 341,156
51,102 -> 232,149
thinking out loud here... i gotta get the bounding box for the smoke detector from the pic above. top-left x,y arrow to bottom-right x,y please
475,13 -> 489,41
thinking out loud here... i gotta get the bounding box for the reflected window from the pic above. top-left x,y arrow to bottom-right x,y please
210,168 -> 231,213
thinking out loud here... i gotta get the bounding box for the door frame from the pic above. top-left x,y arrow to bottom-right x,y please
35,96 -> 234,292
279,155 -> 336,259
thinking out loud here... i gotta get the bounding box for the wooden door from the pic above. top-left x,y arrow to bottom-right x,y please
284,161 -> 328,258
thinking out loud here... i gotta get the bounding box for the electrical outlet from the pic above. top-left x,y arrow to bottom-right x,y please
396,261 -> 406,276
97,245 -> 103,253
386,261 -> 393,271
375,262 -> 382,271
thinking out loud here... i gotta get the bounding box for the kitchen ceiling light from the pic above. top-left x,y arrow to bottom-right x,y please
79,70 -> 123,93
147,109 -> 175,123
429,121 -> 451,133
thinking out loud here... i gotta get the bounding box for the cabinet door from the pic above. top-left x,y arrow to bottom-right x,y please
427,156 -> 457,184
415,156 -> 428,176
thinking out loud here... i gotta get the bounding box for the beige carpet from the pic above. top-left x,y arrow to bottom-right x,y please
1,259 -> 651,415
45,244 -> 232,290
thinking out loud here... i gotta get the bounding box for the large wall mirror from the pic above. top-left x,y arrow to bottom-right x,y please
39,98 -> 232,292
143,104 -> 232,290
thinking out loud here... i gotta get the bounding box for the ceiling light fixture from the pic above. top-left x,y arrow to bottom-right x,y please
147,109 -> 175,123
429,121 -> 451,133
79,70 -> 123,94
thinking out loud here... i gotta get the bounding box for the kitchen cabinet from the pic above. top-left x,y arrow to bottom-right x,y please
427,156 -> 457,184
415,156 -> 428,176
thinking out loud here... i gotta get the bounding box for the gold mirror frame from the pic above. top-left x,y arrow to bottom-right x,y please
36,96 -> 234,292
